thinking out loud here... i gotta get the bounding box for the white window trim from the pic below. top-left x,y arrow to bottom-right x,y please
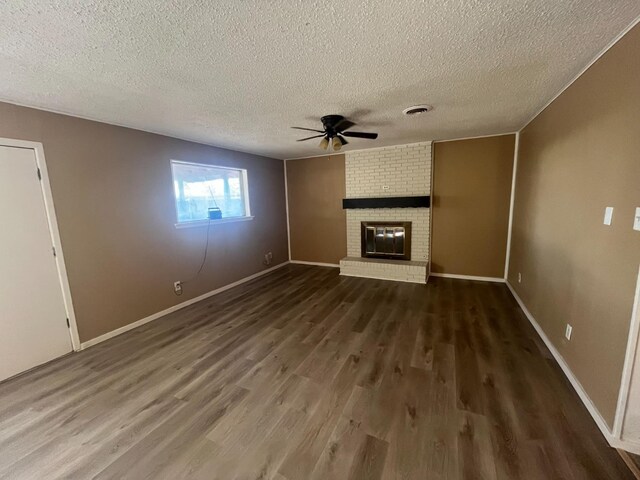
174,216 -> 255,229
170,159 -> 252,228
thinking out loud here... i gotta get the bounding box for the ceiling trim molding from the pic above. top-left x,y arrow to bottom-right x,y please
433,131 -> 518,144
0,97 -> 282,161
285,140 -> 433,161
285,133 -> 523,160
285,153 -> 341,162
518,14 -> 640,133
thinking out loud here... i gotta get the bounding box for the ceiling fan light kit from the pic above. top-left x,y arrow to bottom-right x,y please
292,114 -> 378,151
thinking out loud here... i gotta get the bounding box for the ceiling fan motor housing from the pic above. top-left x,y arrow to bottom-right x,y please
320,115 -> 345,137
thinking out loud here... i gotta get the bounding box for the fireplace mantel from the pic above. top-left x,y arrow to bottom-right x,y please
342,196 -> 430,209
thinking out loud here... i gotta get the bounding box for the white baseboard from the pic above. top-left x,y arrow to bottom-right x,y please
430,272 -> 505,283
339,272 -> 426,285
506,281 -> 617,447
618,448 -> 640,476
79,262 -> 290,350
616,438 -> 640,456
290,260 -> 340,268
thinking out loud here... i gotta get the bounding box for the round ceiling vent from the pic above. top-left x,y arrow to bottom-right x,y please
402,105 -> 433,116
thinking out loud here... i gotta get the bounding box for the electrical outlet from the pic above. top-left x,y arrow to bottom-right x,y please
634,207 -> 640,231
518,272 -> 522,283
382,185 -> 390,191
565,324 -> 573,341
264,252 -> 273,266
173,281 -> 182,296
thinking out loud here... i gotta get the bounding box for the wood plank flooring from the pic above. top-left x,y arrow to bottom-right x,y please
618,450 -> 640,479
0,264 -> 633,479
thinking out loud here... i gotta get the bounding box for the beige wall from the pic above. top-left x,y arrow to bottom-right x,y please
508,24 -> 640,426
0,101 -> 288,343
432,135 -> 515,278
286,154 -> 346,265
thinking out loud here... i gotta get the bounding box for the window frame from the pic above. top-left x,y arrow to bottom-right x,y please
170,159 -> 253,228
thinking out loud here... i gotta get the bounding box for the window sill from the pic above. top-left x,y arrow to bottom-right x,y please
174,216 -> 255,229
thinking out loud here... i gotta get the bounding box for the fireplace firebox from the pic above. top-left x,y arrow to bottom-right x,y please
361,222 -> 411,260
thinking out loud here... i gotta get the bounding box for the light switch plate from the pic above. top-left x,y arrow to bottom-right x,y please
565,324 -> 573,341
634,207 -> 640,231
604,207 -> 614,226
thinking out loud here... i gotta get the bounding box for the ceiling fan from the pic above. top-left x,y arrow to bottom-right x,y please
292,115 -> 378,151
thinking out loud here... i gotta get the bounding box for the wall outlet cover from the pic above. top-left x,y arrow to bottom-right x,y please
604,206 -> 614,226
634,207 -> 640,231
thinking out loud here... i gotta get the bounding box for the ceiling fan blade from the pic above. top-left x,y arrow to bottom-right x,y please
296,134 -> 325,142
291,126 -> 324,133
342,131 -> 378,139
334,119 -> 356,132
337,135 -> 349,146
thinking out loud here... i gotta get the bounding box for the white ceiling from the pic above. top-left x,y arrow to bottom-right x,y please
1,1 -> 638,159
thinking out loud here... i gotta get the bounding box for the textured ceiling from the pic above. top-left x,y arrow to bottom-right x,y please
1,1 -> 639,159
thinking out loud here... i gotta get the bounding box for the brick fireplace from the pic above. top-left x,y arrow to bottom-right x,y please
339,142 -> 432,284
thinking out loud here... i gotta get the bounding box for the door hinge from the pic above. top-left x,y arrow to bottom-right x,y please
66,318 -> 70,328
37,168 -> 42,180
52,246 -> 57,257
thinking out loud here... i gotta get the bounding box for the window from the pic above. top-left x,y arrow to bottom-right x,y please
171,160 -> 251,225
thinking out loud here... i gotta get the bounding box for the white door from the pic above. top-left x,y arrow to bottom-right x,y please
0,145 -> 72,382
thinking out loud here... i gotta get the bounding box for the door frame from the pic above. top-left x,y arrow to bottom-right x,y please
0,137 -> 80,351
613,264 -> 640,452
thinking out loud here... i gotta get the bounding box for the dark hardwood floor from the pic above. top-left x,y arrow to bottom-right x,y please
0,264 -> 632,479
